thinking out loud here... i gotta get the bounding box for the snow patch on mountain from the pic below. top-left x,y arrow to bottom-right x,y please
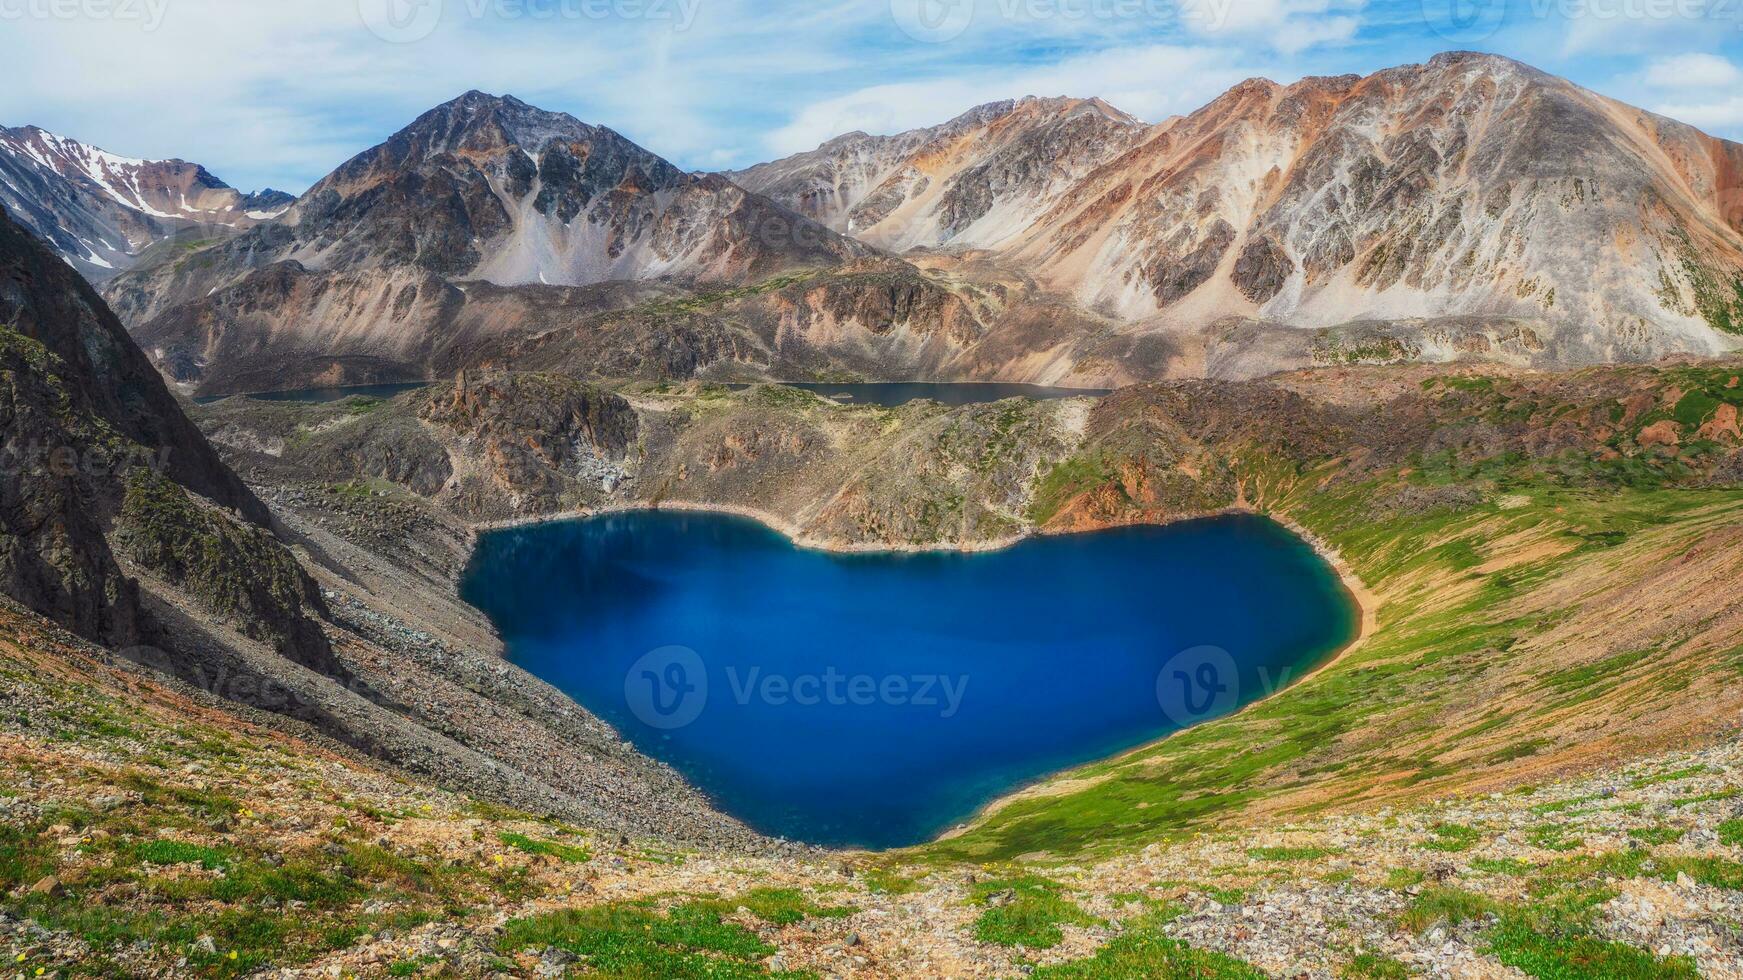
0,125 -> 293,281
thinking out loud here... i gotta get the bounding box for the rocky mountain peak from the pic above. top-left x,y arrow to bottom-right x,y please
1424,49 -> 1536,74
730,93 -> 1149,245
103,92 -> 868,393
388,90 -> 626,163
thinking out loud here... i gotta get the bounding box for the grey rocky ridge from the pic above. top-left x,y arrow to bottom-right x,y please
0,125 -> 290,282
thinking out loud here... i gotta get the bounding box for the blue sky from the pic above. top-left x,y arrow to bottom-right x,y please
4,0 -> 1743,192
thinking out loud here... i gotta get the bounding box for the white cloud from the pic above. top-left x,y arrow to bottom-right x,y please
1652,96 -> 1743,131
1642,52 -> 1742,88
0,0 -> 812,190
6,0 -> 1729,193
1557,0 -> 1739,59
1595,53 -> 1743,136
766,43 -> 1270,157
1185,0 -> 1364,53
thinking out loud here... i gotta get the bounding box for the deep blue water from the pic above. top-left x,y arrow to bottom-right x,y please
731,381 -> 1111,407
195,381 -> 430,405
460,511 -> 1358,849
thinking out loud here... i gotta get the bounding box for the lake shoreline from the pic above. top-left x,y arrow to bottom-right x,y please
462,499 -> 1378,853
928,512 -> 1378,850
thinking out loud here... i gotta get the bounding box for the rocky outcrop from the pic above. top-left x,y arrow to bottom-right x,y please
112,469 -> 338,674
0,202 -> 332,668
0,205 -> 264,520
417,372 -> 638,518
196,356 -> 1743,554
0,325 -> 147,645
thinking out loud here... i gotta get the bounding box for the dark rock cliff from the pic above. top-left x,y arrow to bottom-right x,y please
0,204 -> 334,672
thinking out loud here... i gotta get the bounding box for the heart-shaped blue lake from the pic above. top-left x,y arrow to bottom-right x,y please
460,510 -> 1359,848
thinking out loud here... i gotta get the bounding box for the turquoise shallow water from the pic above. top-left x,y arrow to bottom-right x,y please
460,511 -> 1359,849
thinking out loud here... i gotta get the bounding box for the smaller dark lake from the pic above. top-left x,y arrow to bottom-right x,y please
730,381 -> 1111,407
197,380 -> 1104,408
195,381 -> 430,405
460,511 -> 1359,849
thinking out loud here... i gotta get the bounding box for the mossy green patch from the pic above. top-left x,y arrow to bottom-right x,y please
1486,909 -> 1697,979
1027,906 -> 1264,978
498,832 -> 590,864
1626,826 -> 1684,845
1527,825 -> 1583,853
1421,823 -> 1483,853
1341,951 -> 1411,979
1717,818 -> 1743,846
862,867 -> 923,895
970,875 -> 1097,949
134,840 -> 232,870
1471,857 -> 1536,877
498,900 -> 788,979
1400,887 -> 1498,934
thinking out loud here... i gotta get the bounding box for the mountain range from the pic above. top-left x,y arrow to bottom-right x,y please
12,51 -> 1743,395
99,92 -> 884,394
0,125 -> 292,282
737,52 -> 1743,359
